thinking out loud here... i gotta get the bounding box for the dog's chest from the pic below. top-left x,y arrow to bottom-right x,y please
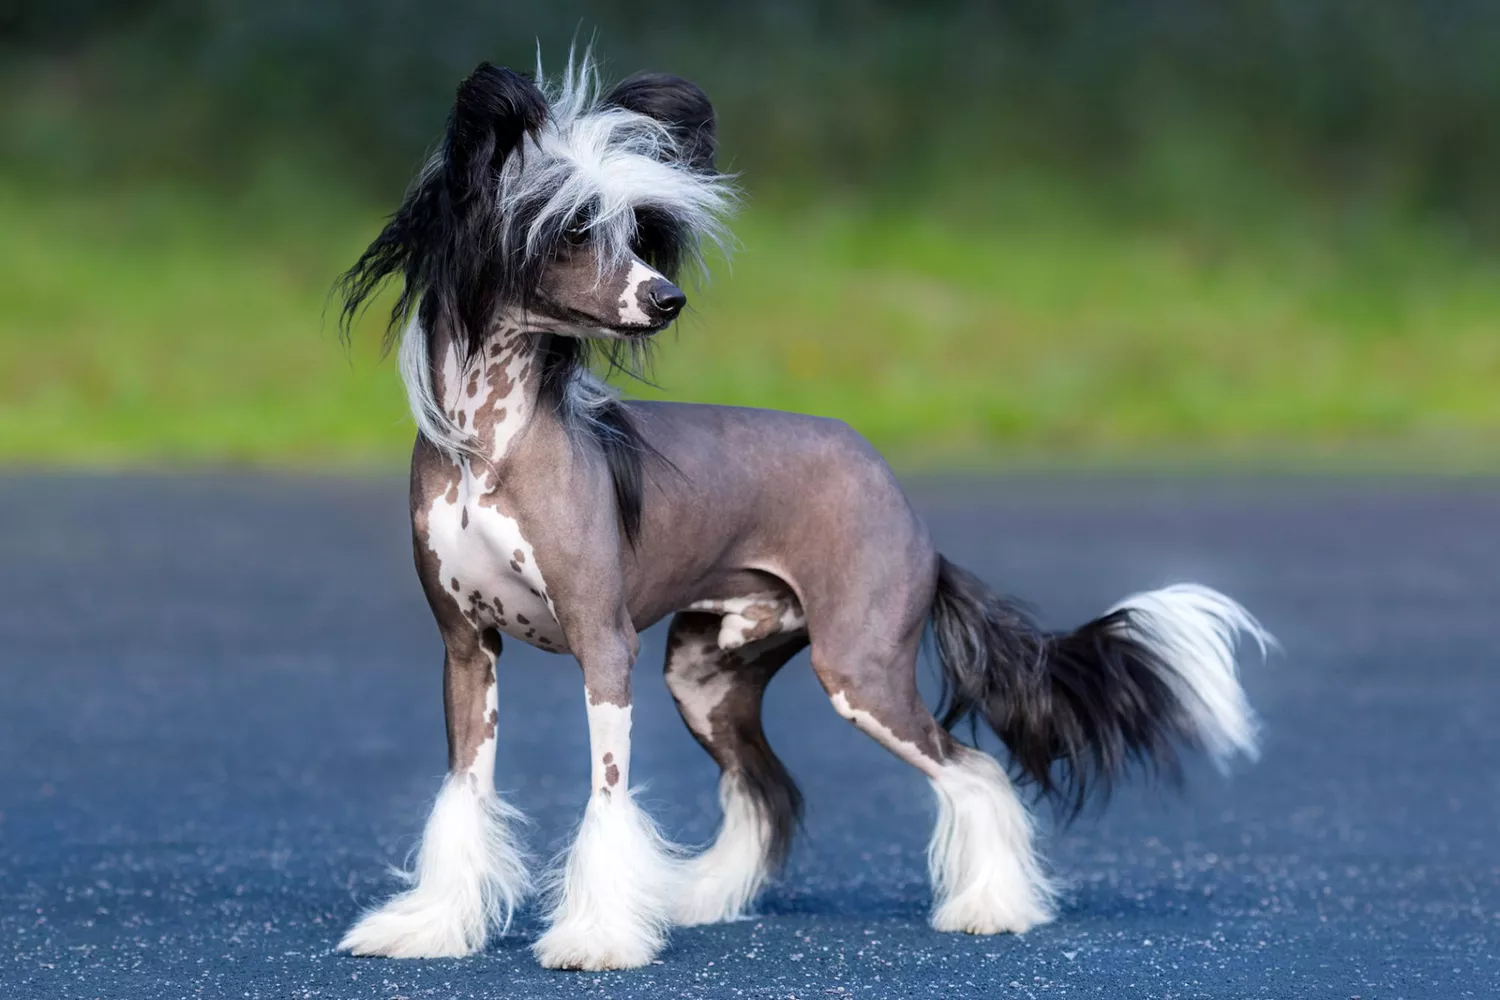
423,487 -> 568,653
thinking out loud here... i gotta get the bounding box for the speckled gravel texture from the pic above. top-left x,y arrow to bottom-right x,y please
2,474 -> 1495,999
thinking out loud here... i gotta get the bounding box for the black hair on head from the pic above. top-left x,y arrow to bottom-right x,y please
603,72 -> 718,173
337,63 -> 549,362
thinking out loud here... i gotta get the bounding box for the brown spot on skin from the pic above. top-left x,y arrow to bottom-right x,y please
461,507 -> 469,528
738,602 -> 786,643
516,614 -> 529,625
605,763 -> 620,787
458,324 -> 532,454
485,708 -> 498,729
489,365 -> 515,398
450,577 -> 460,592
585,680 -> 633,708
513,549 -> 526,564
509,560 -> 522,573
443,481 -> 459,504
457,410 -> 467,429
529,587 -> 542,598
602,752 -> 614,764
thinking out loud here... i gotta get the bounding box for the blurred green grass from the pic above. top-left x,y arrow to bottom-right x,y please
3,170 -> 1499,469
6,1 -> 1500,469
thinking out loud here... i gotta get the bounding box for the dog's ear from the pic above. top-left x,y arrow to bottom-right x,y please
605,72 -> 716,172
445,63 -> 549,204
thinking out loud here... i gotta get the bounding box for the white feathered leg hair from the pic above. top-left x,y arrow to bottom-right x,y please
928,746 -> 1056,934
339,668 -> 530,959
533,700 -> 684,970
675,771 -> 773,926
338,773 -> 531,958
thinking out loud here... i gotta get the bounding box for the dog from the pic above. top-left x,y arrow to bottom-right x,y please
334,51 -> 1273,971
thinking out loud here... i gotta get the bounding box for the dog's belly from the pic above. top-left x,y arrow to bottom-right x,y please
424,488 -> 569,653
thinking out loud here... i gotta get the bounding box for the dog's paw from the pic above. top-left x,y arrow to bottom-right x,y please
338,896 -> 486,959
532,920 -> 660,970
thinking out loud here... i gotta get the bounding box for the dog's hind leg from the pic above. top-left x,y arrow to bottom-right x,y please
339,626 -> 531,958
663,611 -> 808,925
810,611 -> 1055,936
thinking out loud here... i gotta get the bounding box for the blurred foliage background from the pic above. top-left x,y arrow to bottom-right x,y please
2,1 -> 1498,468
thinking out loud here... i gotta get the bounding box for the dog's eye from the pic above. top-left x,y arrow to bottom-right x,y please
563,220 -> 590,247
631,208 -> 682,273
631,212 -> 661,256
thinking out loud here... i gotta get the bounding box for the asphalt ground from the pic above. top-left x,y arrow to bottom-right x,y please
1,474 -> 1495,999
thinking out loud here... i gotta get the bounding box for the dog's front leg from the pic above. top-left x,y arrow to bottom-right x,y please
339,626 -> 531,958
533,622 -> 684,971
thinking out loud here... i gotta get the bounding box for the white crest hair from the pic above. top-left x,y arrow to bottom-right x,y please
505,47 -> 736,274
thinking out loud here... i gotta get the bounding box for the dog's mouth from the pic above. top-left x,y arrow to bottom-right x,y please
613,318 -> 674,338
526,299 -> 674,339
584,316 -> 677,339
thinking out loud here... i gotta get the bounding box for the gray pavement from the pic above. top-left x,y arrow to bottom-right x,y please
1,473 -> 1495,998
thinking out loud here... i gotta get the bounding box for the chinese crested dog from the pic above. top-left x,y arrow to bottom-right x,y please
334,52 -> 1272,970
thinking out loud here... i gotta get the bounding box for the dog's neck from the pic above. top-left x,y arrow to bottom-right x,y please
429,318 -> 548,469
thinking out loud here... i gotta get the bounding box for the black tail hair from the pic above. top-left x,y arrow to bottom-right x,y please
929,557 -> 1200,818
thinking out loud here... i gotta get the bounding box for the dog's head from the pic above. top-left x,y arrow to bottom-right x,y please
341,55 -> 732,356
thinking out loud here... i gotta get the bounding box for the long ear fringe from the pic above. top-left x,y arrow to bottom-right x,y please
335,156 -> 443,353
337,64 -> 547,356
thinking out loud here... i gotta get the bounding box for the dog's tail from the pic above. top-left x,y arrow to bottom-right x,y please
929,557 -> 1273,816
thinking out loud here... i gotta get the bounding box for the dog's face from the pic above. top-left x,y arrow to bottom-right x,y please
516,69 -> 723,339
340,61 -> 731,357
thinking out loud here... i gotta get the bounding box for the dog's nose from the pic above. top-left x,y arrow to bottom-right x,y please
646,280 -> 686,319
